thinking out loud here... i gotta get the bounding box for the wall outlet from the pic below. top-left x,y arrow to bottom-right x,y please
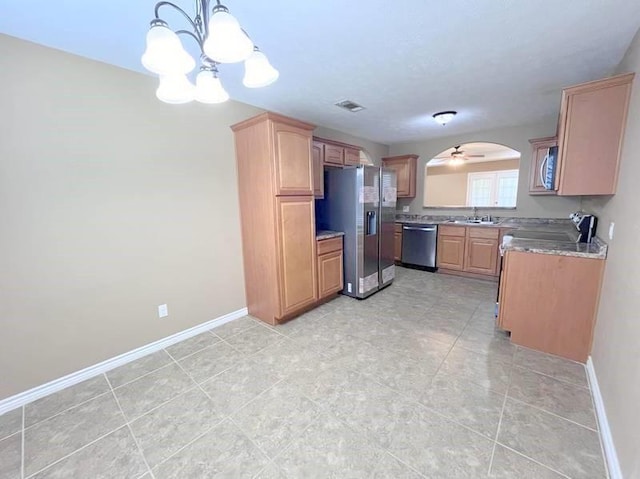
158,304 -> 168,318
608,222 -> 615,240
402,205 -> 410,213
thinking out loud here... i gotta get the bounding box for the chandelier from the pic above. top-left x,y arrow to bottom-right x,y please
142,0 -> 279,104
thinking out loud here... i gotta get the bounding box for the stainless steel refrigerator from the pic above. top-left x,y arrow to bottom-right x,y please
317,165 -> 397,299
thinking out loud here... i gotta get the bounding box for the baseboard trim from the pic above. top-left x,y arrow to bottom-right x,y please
586,356 -> 622,479
0,307 -> 248,415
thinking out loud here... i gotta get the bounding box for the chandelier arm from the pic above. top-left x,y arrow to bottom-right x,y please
154,1 -> 204,43
175,29 -> 204,51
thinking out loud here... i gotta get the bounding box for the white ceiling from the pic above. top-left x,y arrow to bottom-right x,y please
1,0 -> 639,144
428,142 -> 521,166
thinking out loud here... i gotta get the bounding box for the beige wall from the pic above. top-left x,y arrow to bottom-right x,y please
389,123 -> 582,217
0,35 -> 268,400
425,159 -> 520,207
582,27 -> 640,478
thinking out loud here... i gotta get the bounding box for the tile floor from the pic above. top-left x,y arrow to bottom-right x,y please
0,267 -> 607,478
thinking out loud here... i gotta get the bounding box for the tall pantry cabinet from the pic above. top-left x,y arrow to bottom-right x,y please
232,113 -> 318,325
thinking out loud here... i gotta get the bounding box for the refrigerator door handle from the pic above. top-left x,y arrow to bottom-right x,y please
366,210 -> 377,236
403,226 -> 436,232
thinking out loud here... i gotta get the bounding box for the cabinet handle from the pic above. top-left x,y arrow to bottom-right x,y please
403,226 -> 436,232
539,150 -> 549,189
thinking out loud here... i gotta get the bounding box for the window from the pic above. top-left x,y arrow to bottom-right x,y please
466,170 -> 519,207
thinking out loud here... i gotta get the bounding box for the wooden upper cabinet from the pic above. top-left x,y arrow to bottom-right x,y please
272,122 -> 314,196
344,147 -> 360,166
528,137 -> 557,195
556,73 -> 634,196
324,144 -> 344,166
382,155 -> 418,197
312,141 -> 324,198
275,196 -> 318,318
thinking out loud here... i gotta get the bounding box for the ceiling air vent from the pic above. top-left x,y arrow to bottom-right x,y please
335,99 -> 365,112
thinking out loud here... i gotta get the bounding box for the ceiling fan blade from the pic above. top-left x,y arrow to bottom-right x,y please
466,154 -> 485,158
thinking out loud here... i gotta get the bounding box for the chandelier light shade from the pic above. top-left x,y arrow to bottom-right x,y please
142,0 -> 277,105
243,48 -> 280,88
195,69 -> 230,104
432,111 -> 457,126
156,75 -> 196,104
203,9 -> 254,63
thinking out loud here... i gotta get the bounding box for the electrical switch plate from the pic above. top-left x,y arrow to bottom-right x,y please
609,222 -> 615,240
402,206 -> 410,213
158,304 -> 168,318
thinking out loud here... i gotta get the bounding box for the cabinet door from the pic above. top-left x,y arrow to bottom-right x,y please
465,237 -> 499,275
324,144 -> 344,166
275,196 -> 318,317
382,156 -> 417,197
394,232 -> 402,261
528,138 -> 557,195
312,141 -> 324,198
273,123 -> 313,195
344,147 -> 360,166
556,74 -> 633,195
437,235 -> 465,270
318,250 -> 343,299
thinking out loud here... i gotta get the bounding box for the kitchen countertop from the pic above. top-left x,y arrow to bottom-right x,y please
316,230 -> 345,240
395,215 -> 608,259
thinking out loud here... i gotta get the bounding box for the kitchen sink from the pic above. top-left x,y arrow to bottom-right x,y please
450,220 -> 501,225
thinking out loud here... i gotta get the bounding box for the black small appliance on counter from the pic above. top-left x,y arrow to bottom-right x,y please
570,212 -> 598,243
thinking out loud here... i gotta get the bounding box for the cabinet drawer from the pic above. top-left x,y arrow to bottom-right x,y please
395,223 -> 403,233
317,236 -> 343,255
438,225 -> 466,237
468,227 -> 500,239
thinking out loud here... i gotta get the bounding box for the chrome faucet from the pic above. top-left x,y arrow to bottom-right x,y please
472,206 -> 478,220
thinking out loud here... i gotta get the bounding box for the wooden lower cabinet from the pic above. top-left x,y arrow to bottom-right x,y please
437,235 -> 465,270
316,237 -> 344,299
276,196 -> 318,318
437,225 -> 500,278
498,251 -> 604,362
394,223 -> 403,261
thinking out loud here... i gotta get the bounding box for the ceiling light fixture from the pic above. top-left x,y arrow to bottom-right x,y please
142,1 -> 278,104
432,111 -> 457,126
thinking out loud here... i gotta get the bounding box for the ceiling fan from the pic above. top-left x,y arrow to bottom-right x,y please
435,145 -> 485,165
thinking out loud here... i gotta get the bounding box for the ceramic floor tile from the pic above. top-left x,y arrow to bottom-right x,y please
498,398 -> 606,479
509,366 -> 597,429
223,324 -> 283,355
113,363 -> 194,421
439,344 -> 513,394
199,356 -> 281,416
24,392 -> 125,477
514,347 -> 588,388
275,413 -> 384,479
455,326 -> 517,364
371,453 -> 424,479
419,371 -> 505,438
387,404 -> 494,478
164,332 -> 220,360
0,432 -> 21,479
0,408 -> 22,441
301,369 -> 417,448
254,462 -> 287,479
106,350 -> 173,388
177,341 -> 245,384
232,382 -> 320,458
129,388 -> 222,468
212,316 -> 259,339
30,426 -> 148,479
25,376 -> 110,428
248,337 -> 326,380
152,419 -> 269,478
489,445 -> 565,478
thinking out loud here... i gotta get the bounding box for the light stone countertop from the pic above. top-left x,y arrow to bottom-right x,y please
316,230 -> 345,241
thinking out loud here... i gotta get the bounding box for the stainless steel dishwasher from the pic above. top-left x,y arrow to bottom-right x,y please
401,223 -> 438,270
